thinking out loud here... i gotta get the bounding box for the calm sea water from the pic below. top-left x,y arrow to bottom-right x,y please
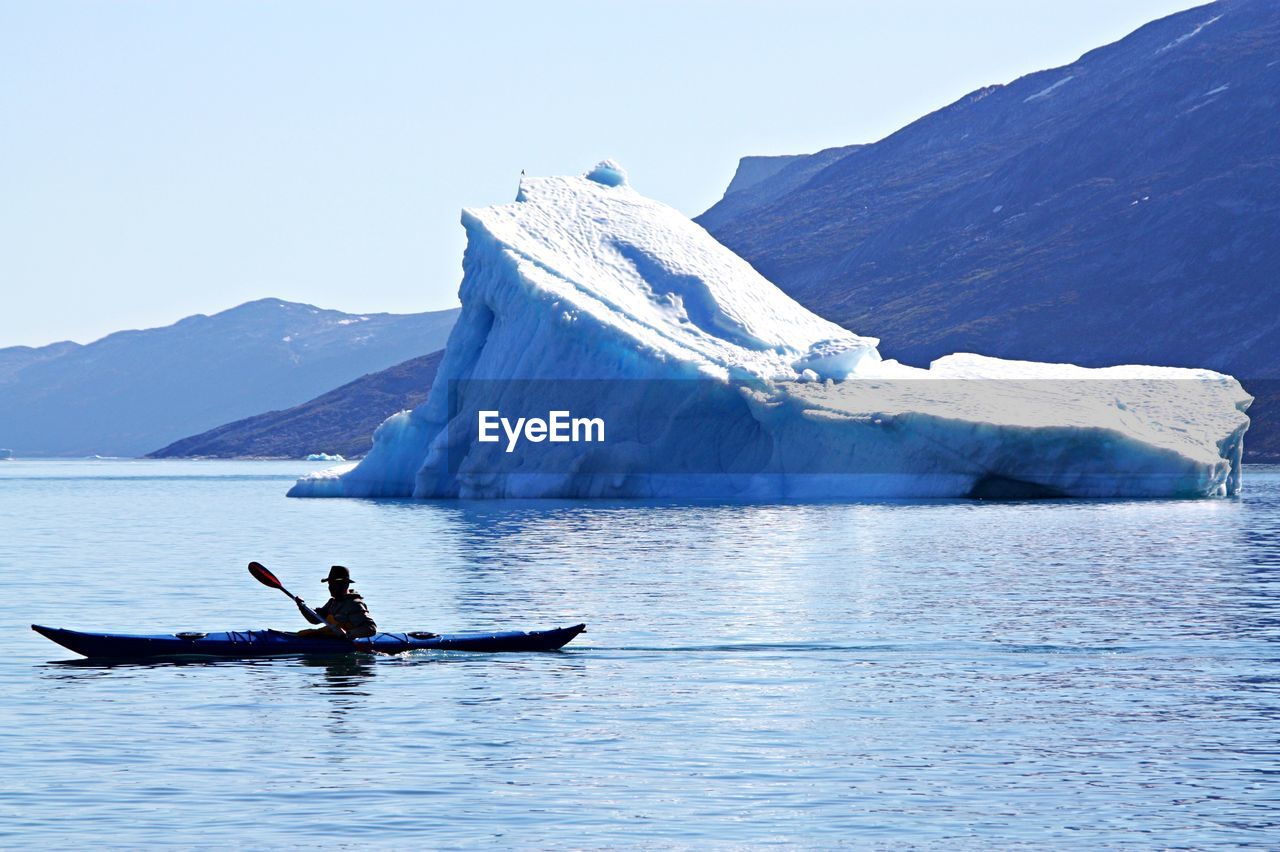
2,459 -> 1278,848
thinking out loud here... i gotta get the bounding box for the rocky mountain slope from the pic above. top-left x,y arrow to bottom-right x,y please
148,350 -> 444,459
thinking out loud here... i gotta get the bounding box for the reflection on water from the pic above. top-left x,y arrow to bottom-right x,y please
299,655 -> 378,737
301,653 -> 378,689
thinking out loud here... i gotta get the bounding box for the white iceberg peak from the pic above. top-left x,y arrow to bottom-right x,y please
459,166 -> 877,385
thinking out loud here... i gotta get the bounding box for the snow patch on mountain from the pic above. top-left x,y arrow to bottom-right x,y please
1156,14 -> 1223,55
1024,75 -> 1076,103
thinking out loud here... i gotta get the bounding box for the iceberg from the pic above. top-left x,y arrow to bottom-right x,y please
290,162 -> 1250,500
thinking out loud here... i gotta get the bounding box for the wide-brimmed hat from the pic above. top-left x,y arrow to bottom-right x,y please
322,565 -> 352,584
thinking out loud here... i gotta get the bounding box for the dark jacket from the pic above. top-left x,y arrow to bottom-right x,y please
317,590 -> 377,638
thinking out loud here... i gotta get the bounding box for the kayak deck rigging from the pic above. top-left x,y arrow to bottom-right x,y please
31,623 -> 587,660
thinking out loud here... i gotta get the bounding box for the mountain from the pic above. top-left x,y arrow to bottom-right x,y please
289,163 -> 1247,501
0,299 -> 458,457
0,340 -> 83,383
148,350 -> 443,460
696,0 -> 1278,458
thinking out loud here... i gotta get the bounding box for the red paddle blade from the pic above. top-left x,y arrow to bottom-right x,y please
247,561 -> 283,589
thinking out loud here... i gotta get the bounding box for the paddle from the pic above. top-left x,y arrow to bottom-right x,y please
247,561 -> 328,629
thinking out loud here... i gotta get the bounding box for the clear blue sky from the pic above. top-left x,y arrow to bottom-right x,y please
1,0 -> 1205,348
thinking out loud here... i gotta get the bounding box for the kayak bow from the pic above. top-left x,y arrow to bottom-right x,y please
31,623 -> 586,660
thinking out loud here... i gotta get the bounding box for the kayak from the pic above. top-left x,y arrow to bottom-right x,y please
31,622 -> 586,660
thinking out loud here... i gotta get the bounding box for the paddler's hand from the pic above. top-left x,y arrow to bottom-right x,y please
295,597 -> 323,625
323,614 -> 349,640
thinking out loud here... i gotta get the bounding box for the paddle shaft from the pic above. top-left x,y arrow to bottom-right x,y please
277,584 -> 325,625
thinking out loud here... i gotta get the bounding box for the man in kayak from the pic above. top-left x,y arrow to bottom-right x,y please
294,565 -> 378,639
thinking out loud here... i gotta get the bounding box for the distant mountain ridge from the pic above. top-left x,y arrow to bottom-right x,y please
148,350 -> 444,460
0,298 -> 458,457
697,0 -> 1278,457
0,340 -> 82,383
702,145 -> 861,232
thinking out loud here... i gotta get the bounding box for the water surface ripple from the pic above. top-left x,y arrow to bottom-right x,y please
2,459 -> 1278,847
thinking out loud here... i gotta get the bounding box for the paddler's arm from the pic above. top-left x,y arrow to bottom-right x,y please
296,597 -> 325,625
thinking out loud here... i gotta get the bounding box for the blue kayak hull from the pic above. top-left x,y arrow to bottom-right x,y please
31,623 -> 586,659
